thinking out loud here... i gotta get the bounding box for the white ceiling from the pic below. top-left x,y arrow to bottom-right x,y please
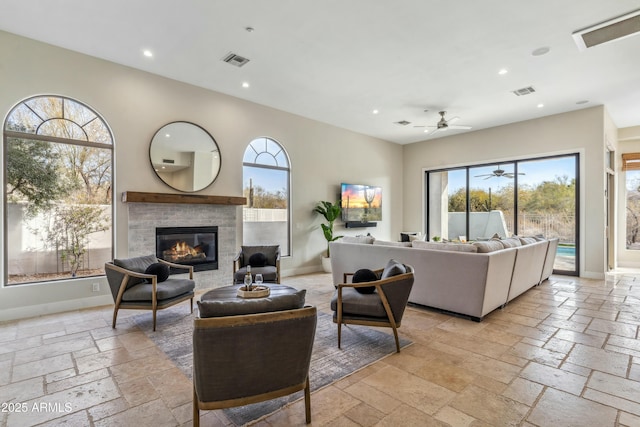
2,1 -> 640,144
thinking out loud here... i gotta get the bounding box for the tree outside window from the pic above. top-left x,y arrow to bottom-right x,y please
4,95 -> 113,284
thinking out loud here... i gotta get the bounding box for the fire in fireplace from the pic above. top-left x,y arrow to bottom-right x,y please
155,226 -> 218,272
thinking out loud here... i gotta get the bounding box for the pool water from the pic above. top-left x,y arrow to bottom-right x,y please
557,246 -> 575,256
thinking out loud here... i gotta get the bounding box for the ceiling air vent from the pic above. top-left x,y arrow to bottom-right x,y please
395,120 -> 411,126
222,52 -> 250,67
573,9 -> 640,51
512,86 -> 536,96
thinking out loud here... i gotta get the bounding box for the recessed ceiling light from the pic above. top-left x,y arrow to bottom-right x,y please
372,109 -> 379,114
245,26 -> 255,33
242,82 -> 250,88
532,47 -> 550,56
165,133 -> 170,138
498,68 -> 508,75
576,100 -> 589,105
537,103 -> 544,108
143,49 -> 153,58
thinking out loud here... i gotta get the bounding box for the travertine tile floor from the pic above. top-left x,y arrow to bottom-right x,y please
1,271 -> 640,426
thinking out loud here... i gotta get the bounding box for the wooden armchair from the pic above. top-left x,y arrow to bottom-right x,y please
331,260 -> 414,352
233,245 -> 281,284
105,254 -> 195,331
193,305 -> 317,425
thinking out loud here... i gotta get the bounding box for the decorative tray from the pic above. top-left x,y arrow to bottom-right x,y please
237,285 -> 270,298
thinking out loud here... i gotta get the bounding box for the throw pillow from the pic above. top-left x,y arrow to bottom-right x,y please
144,262 -> 170,283
381,259 -> 407,279
352,268 -> 378,294
248,252 -> 267,267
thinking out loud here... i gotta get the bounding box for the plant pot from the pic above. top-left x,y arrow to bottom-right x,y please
321,255 -> 332,273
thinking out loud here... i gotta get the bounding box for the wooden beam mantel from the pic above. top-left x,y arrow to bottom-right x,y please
121,191 -> 246,206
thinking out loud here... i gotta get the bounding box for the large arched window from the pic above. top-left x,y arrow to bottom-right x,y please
3,95 -> 113,285
242,137 -> 291,256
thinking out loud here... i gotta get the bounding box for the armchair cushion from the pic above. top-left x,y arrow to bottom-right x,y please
114,254 -> 158,288
197,289 -> 306,318
234,266 -> 278,283
122,278 -> 195,302
330,288 -> 387,318
241,245 -> 279,267
248,252 -> 267,267
352,268 -> 378,294
145,262 -> 170,283
381,259 -> 406,279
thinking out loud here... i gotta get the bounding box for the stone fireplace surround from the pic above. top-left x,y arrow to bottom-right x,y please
124,192 -> 245,289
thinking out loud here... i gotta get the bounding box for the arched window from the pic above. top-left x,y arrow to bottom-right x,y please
3,95 -> 113,285
242,137 -> 291,256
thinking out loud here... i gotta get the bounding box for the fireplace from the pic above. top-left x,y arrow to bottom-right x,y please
155,226 -> 218,272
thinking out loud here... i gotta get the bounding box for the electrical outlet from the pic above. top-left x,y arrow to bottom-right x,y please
92,283 -> 99,292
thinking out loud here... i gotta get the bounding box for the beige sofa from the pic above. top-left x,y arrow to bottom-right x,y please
330,237 -> 558,321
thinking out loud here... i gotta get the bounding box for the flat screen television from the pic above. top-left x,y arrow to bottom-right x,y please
341,183 -> 382,223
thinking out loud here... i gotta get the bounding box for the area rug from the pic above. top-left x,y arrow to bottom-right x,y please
132,304 -> 411,426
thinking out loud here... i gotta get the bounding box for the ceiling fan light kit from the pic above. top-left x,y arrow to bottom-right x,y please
420,111 -> 472,136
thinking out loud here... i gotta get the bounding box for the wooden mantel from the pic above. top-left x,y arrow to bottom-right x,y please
121,191 -> 246,205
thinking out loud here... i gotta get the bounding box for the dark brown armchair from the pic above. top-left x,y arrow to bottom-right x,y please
233,245 -> 281,284
105,254 -> 195,331
192,304 -> 317,425
331,260 -> 414,353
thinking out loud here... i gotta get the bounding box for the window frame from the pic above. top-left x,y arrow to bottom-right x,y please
3,95 -> 114,285
242,137 -> 292,257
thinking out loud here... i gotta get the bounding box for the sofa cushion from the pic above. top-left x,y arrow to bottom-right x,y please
381,259 -> 407,279
352,268 -> 378,294
114,254 -> 158,287
499,237 -> 522,248
341,235 -> 375,244
373,240 -> 412,247
409,233 -> 427,242
518,236 -> 538,245
400,232 -> 417,242
144,262 -> 170,283
411,240 -> 478,253
472,240 -> 505,253
197,289 -> 306,318
122,278 -> 195,302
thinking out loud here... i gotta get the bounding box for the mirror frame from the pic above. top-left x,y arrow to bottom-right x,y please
149,121 -> 221,192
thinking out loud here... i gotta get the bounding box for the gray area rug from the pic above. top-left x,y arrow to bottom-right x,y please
133,305 -> 411,426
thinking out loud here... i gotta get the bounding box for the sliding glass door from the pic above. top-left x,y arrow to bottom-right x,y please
426,154 -> 579,275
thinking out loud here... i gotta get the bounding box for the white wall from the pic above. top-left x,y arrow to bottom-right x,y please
403,107 -> 609,279
0,31 -> 403,320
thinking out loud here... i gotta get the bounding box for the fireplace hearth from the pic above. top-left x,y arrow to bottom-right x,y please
156,226 -> 218,272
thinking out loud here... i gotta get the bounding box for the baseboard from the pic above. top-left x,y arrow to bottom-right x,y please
0,294 -> 113,322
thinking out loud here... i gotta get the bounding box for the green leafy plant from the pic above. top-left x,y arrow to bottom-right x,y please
432,236 -> 441,242
314,201 -> 343,257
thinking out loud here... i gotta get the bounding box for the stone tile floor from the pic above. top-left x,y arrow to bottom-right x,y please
1,271 -> 639,426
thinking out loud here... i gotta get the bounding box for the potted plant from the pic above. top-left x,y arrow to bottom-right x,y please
314,201 -> 343,272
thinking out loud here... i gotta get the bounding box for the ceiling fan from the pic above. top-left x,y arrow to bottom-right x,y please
475,165 -> 525,180
414,111 -> 472,136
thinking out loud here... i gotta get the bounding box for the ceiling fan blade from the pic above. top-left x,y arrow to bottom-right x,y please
449,125 -> 472,130
427,128 -> 441,136
413,125 -> 426,128
484,176 -> 494,180
447,116 -> 461,124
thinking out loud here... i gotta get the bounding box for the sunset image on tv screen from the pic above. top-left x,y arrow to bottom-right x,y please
341,184 -> 382,222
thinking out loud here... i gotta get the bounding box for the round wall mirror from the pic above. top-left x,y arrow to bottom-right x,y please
149,121 -> 221,192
